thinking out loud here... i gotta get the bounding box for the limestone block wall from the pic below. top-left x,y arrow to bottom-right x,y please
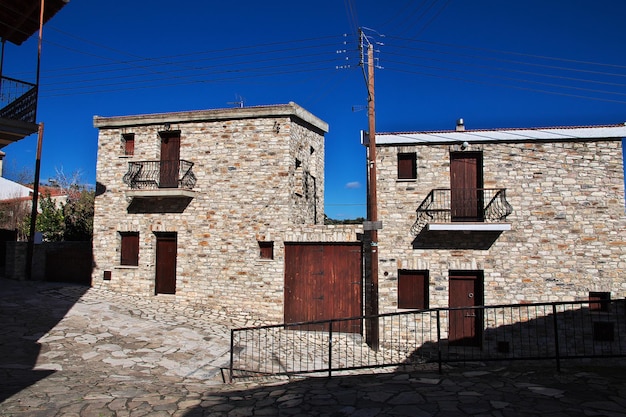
92,105 -> 330,322
374,139 -> 626,314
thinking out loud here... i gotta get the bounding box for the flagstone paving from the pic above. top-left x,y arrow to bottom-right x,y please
1,278 -> 625,416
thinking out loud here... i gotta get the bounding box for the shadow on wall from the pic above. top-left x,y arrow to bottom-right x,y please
0,279 -> 89,402
412,229 -> 503,250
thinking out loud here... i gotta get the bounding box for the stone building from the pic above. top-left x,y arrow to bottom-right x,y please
363,122 -> 626,343
92,103 -> 362,323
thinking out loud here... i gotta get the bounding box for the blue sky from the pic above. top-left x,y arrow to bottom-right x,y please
3,0 -> 626,219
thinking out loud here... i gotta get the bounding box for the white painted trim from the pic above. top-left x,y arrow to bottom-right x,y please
126,189 -> 196,198
427,223 -> 511,232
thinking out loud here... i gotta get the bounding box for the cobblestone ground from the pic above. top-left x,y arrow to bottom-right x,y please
1,278 -> 626,416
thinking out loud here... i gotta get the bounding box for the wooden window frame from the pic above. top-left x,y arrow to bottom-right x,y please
397,152 -> 417,180
259,241 -> 274,260
123,133 -> 135,156
398,269 -> 429,309
589,291 -> 611,312
120,232 -> 139,266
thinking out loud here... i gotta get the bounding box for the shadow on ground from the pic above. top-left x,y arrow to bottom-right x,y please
182,363 -> 626,416
0,278 -> 88,402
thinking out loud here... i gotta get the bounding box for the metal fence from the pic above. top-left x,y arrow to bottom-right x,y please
229,299 -> 626,381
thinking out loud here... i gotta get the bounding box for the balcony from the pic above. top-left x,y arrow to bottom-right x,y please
411,188 -> 512,235
123,160 -> 197,199
0,76 -> 38,146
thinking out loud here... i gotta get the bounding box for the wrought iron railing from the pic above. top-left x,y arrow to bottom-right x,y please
229,299 -> 626,381
0,76 -> 38,123
411,188 -> 512,234
122,160 -> 196,190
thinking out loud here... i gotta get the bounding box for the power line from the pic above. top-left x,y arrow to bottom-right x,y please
383,66 -> 626,105
383,50 -> 626,89
382,57 -> 626,98
387,35 -> 626,72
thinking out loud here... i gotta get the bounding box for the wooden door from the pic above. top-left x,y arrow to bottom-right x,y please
160,132 -> 180,188
450,152 -> 483,221
448,272 -> 483,346
284,243 -> 362,333
155,233 -> 177,294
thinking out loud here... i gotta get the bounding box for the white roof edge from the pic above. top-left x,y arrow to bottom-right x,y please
371,125 -> 626,145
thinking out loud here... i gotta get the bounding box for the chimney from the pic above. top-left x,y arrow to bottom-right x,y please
0,151 -> 5,177
456,118 -> 465,131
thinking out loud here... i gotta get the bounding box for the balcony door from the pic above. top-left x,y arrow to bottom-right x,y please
450,152 -> 483,221
159,131 -> 180,188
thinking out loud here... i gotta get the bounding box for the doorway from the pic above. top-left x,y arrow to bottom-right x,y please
159,131 -> 181,188
155,232 -> 177,294
450,152 -> 483,221
284,242 -> 362,333
448,270 -> 483,346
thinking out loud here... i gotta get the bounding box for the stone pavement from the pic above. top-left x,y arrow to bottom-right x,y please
1,278 -> 626,416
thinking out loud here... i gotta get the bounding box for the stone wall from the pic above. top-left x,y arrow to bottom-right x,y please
5,241 -> 92,283
375,139 -> 626,313
91,104 -> 350,322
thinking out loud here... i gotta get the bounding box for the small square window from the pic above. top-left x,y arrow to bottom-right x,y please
593,322 -> 615,342
259,241 -> 274,259
398,270 -> 429,309
397,153 -> 416,179
120,232 -> 139,266
123,133 -> 135,156
589,291 -> 611,312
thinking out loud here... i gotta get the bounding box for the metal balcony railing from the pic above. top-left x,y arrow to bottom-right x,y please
411,188 -> 512,234
122,160 -> 196,190
0,76 -> 38,123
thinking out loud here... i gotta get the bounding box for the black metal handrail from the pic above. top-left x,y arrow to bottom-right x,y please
0,76 -> 38,123
411,188 -> 512,234
229,298 -> 626,381
122,160 -> 196,190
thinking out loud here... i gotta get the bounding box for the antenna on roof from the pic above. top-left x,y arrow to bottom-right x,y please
228,95 -> 245,108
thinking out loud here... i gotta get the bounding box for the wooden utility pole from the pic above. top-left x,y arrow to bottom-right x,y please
26,0 -> 46,280
365,34 -> 380,350
26,122 -> 43,280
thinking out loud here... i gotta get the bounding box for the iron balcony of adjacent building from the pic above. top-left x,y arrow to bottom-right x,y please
411,188 -> 512,235
122,160 -> 197,199
0,76 -> 38,146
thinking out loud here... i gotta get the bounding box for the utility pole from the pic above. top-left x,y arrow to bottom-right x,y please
362,28 -> 380,350
26,0 -> 45,280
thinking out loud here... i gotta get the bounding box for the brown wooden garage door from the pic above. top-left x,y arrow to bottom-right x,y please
284,242 -> 362,333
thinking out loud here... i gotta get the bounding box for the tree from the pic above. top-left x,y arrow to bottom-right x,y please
324,214 -> 366,225
16,167 -> 95,242
63,186 -> 94,241
35,193 -> 65,242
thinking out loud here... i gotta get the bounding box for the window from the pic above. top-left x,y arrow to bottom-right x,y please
397,153 -> 416,179
589,291 -> 611,312
123,133 -> 135,156
259,241 -> 274,259
120,232 -> 139,266
398,270 -> 429,309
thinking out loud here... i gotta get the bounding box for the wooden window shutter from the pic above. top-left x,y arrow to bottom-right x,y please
589,291 -> 610,312
123,133 -> 135,156
120,232 -> 139,266
398,270 -> 428,309
259,241 -> 274,259
397,153 -> 416,179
